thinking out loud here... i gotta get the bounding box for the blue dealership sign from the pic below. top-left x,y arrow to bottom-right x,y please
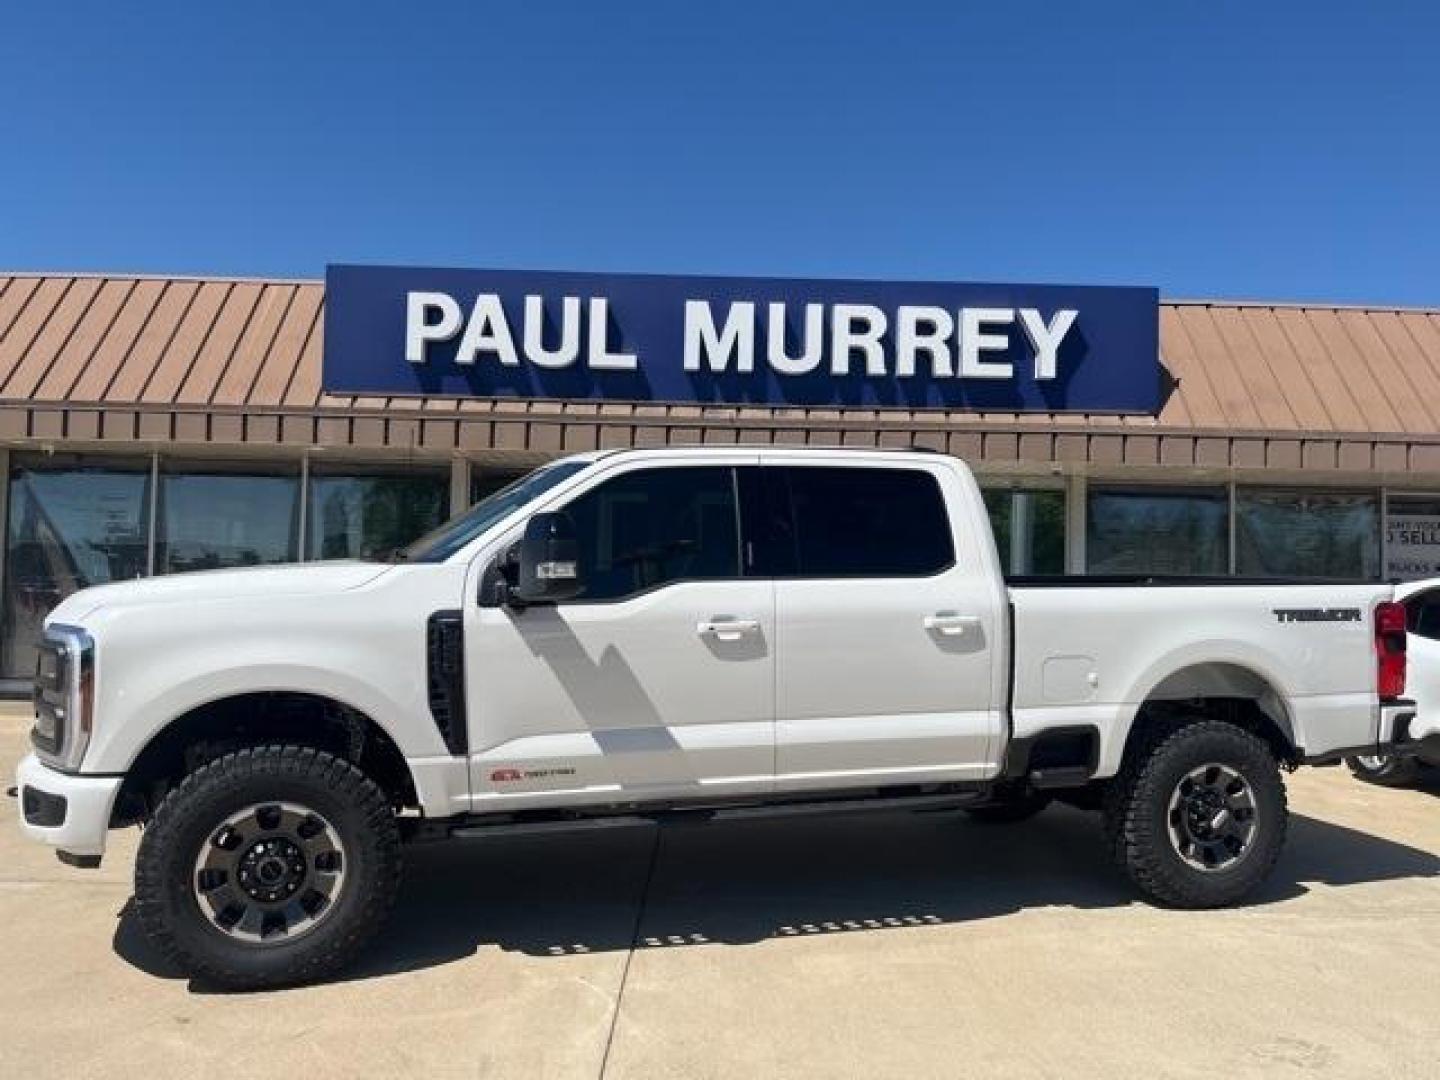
323,264 -> 1159,413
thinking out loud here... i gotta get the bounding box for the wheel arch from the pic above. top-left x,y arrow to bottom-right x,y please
1116,657 -> 1301,776
112,690 -> 422,826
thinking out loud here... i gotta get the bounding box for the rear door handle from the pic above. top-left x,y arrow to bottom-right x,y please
924,612 -> 981,636
697,617 -> 760,642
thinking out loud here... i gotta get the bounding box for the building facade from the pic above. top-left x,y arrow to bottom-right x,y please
2,270 -> 1439,688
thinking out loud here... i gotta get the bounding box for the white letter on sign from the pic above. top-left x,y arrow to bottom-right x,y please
405,292 -> 462,365
960,308 -> 1014,379
524,295 -> 581,369
830,304 -> 888,375
896,306 -> 954,377
1019,308 -> 1077,380
454,294 -> 519,367
767,302 -> 823,375
684,301 -> 756,373
588,298 -> 637,370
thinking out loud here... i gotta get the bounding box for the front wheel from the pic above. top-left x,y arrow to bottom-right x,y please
1103,720 -> 1287,908
1345,752 -> 1421,787
134,744 -> 401,990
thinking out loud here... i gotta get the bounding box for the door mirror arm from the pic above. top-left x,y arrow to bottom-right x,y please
478,544 -> 524,609
489,511 -> 584,608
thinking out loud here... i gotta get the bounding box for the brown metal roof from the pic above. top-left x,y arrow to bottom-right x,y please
2,272 -> 1440,473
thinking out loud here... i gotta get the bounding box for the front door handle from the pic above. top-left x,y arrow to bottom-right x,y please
924,612 -> 981,636
697,617 -> 760,642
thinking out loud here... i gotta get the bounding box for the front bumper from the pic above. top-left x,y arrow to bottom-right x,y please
15,753 -> 123,865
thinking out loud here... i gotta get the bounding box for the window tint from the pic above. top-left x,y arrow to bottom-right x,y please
773,466 -> 954,577
1087,487 -> 1228,575
404,461 -> 588,563
1235,489 -> 1378,579
1406,590 -> 1440,640
2,459 -> 151,678
563,466 -> 740,601
984,488 -> 1066,575
158,468 -> 299,573
307,471 -> 448,560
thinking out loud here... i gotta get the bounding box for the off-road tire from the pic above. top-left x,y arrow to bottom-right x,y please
1344,752 -> 1421,787
1103,720 -> 1287,908
134,744 -> 401,990
964,792 -> 1052,824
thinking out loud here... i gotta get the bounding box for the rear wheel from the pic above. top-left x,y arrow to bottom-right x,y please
134,744 -> 401,990
1103,720 -> 1287,908
1345,752 -> 1421,787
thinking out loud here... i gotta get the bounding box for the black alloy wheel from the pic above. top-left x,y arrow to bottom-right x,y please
1164,763 -> 1258,872
192,801 -> 348,943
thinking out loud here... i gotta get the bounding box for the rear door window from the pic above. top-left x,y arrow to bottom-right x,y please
763,466 -> 954,578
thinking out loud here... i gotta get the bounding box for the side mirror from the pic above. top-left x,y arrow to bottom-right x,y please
512,511 -> 583,605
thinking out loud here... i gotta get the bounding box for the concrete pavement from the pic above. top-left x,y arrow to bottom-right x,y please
3,703 -> 1438,1079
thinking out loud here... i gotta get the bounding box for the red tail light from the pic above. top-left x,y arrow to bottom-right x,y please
1375,601 -> 1407,700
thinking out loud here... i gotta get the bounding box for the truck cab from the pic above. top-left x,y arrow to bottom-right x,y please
458,449 -> 1007,806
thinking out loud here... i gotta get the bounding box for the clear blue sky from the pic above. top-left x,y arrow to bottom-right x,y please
2,2 -> 1436,305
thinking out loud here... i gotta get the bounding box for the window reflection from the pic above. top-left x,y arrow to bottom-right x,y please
983,488 -> 1066,575
563,466 -> 740,599
471,469 -> 524,505
1087,488 -> 1228,575
2,461 -> 151,677
1235,489 -> 1378,579
307,473 -> 448,560
158,471 -> 299,573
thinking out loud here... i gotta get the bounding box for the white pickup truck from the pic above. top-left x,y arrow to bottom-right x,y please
16,447 -> 1413,989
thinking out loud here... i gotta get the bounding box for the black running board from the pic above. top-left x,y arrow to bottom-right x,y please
1028,766 -> 1093,790
442,790 -> 982,843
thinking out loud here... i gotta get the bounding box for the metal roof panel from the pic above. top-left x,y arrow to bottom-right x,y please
3,274 -> 1440,445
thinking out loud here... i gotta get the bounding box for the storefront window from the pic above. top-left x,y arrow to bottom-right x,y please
307,471 -> 449,560
1385,495 -> 1440,582
157,467 -> 300,573
1235,489 -> 1379,579
2,459 -> 151,677
984,489 -> 1011,563
983,488 -> 1066,575
1087,487 -> 1228,575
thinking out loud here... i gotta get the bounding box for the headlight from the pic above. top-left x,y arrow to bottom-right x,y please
32,625 -> 95,772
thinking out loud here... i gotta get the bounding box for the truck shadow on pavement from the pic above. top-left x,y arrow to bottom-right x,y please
112,803 -> 1440,991
1408,767 -> 1440,796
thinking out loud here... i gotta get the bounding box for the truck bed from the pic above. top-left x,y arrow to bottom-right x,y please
1005,577 -> 1391,776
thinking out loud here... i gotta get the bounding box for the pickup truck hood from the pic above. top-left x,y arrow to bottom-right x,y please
48,562 -> 394,624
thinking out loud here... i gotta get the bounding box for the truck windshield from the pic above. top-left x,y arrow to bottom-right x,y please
398,461 -> 591,563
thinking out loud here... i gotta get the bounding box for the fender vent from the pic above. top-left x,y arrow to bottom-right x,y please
426,611 -> 467,756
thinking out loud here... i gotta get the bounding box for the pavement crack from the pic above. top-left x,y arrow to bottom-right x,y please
597,827 -> 663,1080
